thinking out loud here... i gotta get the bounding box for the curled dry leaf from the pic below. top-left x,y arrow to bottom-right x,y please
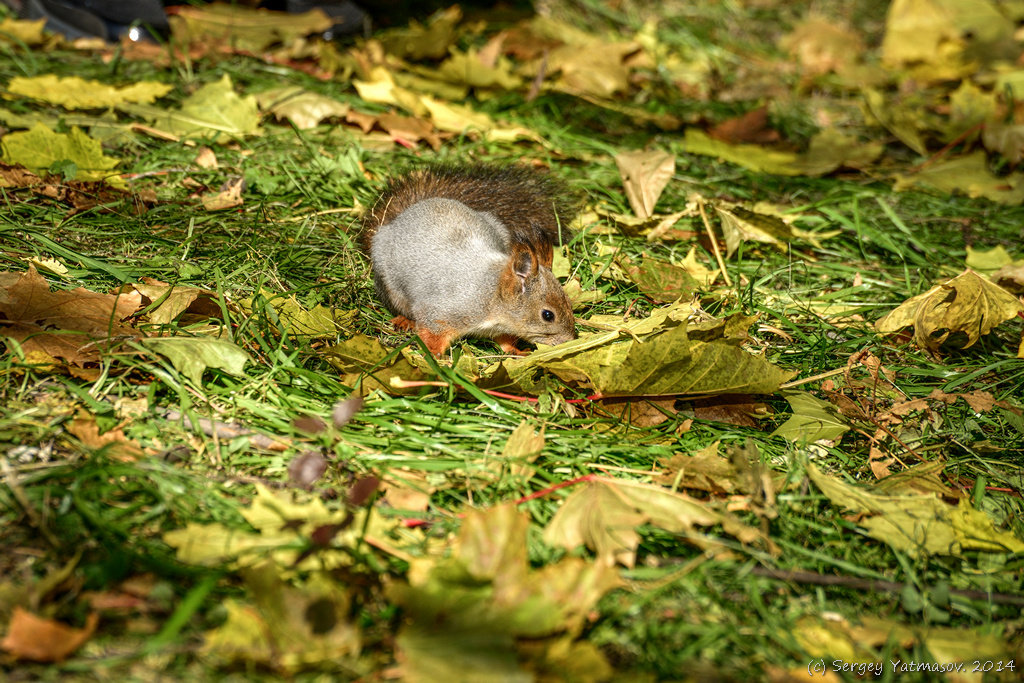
614,149 -> 675,219
201,175 -> 245,211
875,269 -> 1024,354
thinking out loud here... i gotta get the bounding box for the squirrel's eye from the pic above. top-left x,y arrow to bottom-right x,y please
541,309 -> 555,323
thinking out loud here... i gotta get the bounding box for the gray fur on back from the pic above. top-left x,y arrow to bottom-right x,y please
371,197 -> 510,328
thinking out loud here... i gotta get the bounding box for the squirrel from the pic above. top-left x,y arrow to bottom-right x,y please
364,164 -> 578,357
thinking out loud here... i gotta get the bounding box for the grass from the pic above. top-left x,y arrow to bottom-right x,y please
1,0 -> 1023,680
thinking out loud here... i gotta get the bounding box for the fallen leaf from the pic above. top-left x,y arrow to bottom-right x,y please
130,279 -> 223,326
544,477 -> 776,566
287,451 -> 328,489
807,462 -> 1024,557
66,415 -> 145,461
656,441 -> 739,494
0,161 -> 42,188
0,17 -> 48,45
0,265 -> 141,365
389,504 -> 619,681
7,74 -> 172,109
194,146 -> 218,169
619,253 -> 700,303
964,244 -> 1014,276
506,313 -> 794,397
772,391 -> 851,443
780,15 -> 865,77
377,5 -> 462,60
256,86 -> 349,130
201,176 -> 245,211
202,565 -> 360,672
0,608 -> 99,662
614,149 -> 675,219
240,290 -> 355,337
893,151 -> 1024,203
708,106 -> 779,145
119,74 -> 262,143
0,122 -> 124,187
169,3 -> 333,53
875,269 -> 1024,353
142,336 -> 251,386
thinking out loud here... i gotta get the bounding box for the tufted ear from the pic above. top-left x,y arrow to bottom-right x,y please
500,244 -> 538,297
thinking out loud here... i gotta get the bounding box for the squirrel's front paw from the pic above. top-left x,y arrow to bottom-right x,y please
496,334 -> 529,356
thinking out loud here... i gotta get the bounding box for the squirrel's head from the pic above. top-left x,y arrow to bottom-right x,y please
495,245 -> 576,347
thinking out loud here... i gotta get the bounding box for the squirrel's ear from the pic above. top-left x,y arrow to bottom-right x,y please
512,246 -> 536,279
501,245 -> 537,297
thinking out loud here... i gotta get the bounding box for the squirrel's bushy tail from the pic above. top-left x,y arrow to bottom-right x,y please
362,163 -> 578,258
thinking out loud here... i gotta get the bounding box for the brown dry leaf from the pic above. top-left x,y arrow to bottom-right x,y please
598,397 -> 676,428
686,394 -> 770,427
287,451 -> 328,489
201,176 -> 245,211
376,112 -> 441,149
708,106 -> 780,145
614,150 -> 676,219
66,415 -> 145,461
991,263 -> 1024,294
0,608 -> 99,662
926,388 -> 1009,413
194,147 -> 218,169
868,439 -> 896,479
0,162 -> 43,188
0,265 -> 142,365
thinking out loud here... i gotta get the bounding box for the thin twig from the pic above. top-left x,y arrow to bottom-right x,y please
697,197 -> 731,287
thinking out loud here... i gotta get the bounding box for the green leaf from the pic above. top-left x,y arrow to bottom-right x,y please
0,122 -> 123,187
119,74 -> 261,142
142,336 -> 250,385
771,391 -> 851,443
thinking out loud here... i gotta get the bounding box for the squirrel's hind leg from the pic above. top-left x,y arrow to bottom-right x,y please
415,325 -> 459,357
391,315 -> 417,331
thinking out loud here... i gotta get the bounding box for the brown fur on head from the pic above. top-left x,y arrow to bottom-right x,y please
493,244 -> 576,347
